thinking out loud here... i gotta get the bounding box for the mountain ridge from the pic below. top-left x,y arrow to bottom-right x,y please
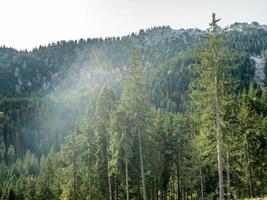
0,21 -> 266,98
1,21 -> 267,52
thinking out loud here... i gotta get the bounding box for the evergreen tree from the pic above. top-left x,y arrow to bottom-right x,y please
189,13 -> 238,200
36,151 -> 55,200
109,107 -> 132,200
95,86 -> 116,200
0,135 -> 5,162
7,145 -> 16,165
119,47 -> 152,200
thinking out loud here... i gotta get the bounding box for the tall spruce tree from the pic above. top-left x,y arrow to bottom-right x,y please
189,13 -> 236,200
109,107 -> 132,200
120,47 -> 151,200
95,86 -> 116,200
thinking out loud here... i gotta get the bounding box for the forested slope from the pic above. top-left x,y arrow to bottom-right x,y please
0,20 -> 266,200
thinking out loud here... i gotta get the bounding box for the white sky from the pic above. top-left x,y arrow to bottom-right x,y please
0,0 -> 266,50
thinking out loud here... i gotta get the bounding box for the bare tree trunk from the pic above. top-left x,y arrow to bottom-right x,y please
181,180 -> 184,200
114,177 -> 118,200
260,161 -> 264,199
88,134 -> 92,200
226,149 -> 231,200
210,13 -> 224,200
156,178 -> 159,200
160,169 -> 163,200
177,161 -> 181,200
185,184 -> 187,200
176,162 -> 180,200
171,177 -> 175,199
73,135 -> 77,200
152,178 -> 157,200
108,163 -> 113,200
247,138 -> 253,198
126,161 -> 130,200
138,175 -> 141,200
199,165 -> 204,200
215,55 -> 224,200
138,127 -> 147,200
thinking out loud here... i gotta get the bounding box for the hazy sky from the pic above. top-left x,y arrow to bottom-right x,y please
0,0 -> 266,50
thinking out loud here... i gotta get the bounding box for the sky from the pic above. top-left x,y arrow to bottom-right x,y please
0,0 -> 266,50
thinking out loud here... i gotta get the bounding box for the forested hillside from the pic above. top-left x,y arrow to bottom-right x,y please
0,16 -> 266,200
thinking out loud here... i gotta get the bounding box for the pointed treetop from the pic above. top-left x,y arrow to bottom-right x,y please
209,12 -> 221,32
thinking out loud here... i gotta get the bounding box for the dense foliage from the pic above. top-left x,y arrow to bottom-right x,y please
0,18 -> 266,200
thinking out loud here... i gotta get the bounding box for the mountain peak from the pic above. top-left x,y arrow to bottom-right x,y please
226,21 -> 267,32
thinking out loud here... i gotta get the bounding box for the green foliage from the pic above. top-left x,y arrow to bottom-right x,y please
7,145 -> 15,165
0,136 -> 5,162
264,51 -> 267,84
0,19 -> 267,200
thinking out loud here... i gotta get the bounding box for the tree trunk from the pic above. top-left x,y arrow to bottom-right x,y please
156,178 -> 159,200
152,178 -> 157,200
171,177 -> 175,200
260,164 -> 264,198
160,169 -> 163,200
181,180 -> 184,200
73,135 -> 77,200
176,161 -> 181,200
185,184 -> 187,200
226,149 -> 231,200
199,165 -> 204,200
214,38 -> 224,200
210,13 -> 224,200
114,177 -> 118,200
108,163 -> 113,200
138,127 -> 147,200
126,161 -> 130,200
247,137 -> 253,198
138,174 -> 141,200
88,133 -> 92,200
215,65 -> 224,200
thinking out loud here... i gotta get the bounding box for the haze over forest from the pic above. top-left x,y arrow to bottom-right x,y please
0,1 -> 267,200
